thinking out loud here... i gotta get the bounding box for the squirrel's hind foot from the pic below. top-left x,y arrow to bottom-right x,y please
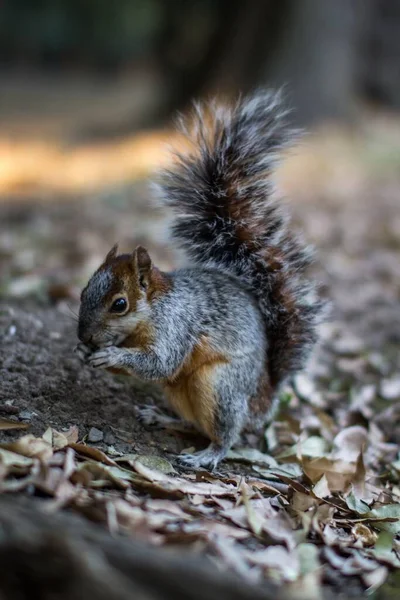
177,443 -> 226,471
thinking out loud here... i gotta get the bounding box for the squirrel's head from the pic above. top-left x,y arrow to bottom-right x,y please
78,244 -> 168,347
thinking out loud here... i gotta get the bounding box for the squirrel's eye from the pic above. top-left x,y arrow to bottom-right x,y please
110,297 -> 128,314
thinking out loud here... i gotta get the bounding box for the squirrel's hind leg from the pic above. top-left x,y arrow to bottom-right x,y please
177,363 -> 252,471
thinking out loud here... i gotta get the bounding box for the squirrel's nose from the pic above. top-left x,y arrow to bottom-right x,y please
78,323 -> 93,345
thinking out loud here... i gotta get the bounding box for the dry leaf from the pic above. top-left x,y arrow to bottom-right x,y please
69,442 -> 117,466
0,448 -> 34,468
226,448 -> 278,467
134,461 -> 235,497
313,474 -> 331,499
246,546 -> 300,582
332,426 -> 368,462
1,434 -> 52,461
352,523 -> 377,547
117,454 -> 175,474
0,418 -> 29,431
71,461 -> 133,489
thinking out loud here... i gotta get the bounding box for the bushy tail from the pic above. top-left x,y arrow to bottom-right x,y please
155,90 -> 325,390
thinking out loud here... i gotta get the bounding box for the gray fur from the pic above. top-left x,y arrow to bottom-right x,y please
78,268 -> 113,343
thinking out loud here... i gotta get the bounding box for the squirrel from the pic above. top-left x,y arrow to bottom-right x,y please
75,90 -> 325,470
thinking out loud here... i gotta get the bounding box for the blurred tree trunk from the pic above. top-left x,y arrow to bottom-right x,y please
201,0 -> 367,125
259,0 -> 367,125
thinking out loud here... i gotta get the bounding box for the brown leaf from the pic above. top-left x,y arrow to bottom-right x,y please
0,418 -> 29,431
63,425 -> 79,444
291,491 -> 319,513
1,434 -> 52,461
182,520 -> 250,540
352,523 -> 377,547
302,457 -> 360,493
313,474 -> 331,499
42,425 -> 79,450
116,453 -> 175,474
332,426 -> 368,462
0,448 -> 34,468
226,448 -> 278,467
134,461 -> 236,497
42,427 -> 70,450
71,461 -> 132,489
69,442 -> 117,466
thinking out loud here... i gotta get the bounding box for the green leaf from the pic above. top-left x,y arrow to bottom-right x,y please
367,504 -> 400,534
277,436 -> 330,460
253,463 -> 303,480
346,491 -> 370,514
226,448 -> 278,467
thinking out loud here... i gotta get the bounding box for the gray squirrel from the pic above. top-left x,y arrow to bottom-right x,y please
75,90 -> 325,470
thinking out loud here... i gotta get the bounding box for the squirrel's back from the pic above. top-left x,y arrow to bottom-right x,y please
155,90 -> 325,392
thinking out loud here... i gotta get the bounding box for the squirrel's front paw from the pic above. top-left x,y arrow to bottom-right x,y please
87,346 -> 125,370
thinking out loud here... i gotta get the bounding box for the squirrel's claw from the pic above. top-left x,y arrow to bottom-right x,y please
74,342 -> 92,363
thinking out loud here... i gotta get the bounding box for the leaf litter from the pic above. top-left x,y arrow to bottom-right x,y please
0,400 -> 399,600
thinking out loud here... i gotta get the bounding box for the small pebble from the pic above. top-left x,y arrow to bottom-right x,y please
88,427 -> 104,443
19,410 -> 34,420
104,430 -> 116,445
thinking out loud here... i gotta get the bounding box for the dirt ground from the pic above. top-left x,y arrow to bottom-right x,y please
1,111 -> 400,598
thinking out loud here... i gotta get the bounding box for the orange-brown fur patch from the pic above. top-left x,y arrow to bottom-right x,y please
162,337 -> 229,441
146,268 -> 172,302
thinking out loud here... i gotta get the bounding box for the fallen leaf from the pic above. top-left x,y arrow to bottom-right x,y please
313,474 -> 331,499
332,426 -> 368,462
134,461 -> 235,497
117,454 -> 175,474
352,523 -> 377,547
367,504 -> 400,534
42,427 -> 72,450
245,546 -> 300,582
0,418 -> 29,431
69,442 -> 117,466
0,448 -> 34,468
367,531 -> 400,567
63,425 -> 79,444
1,434 -> 52,461
302,456 -> 361,493
212,537 -> 259,582
71,461 -> 134,489
346,490 -> 370,514
253,463 -> 303,480
226,448 -> 278,467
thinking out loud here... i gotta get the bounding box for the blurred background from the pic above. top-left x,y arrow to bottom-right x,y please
1,0 -> 400,196
1,0 -> 400,317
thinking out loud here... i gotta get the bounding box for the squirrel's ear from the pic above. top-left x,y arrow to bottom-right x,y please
132,246 -> 152,288
105,244 -> 118,263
